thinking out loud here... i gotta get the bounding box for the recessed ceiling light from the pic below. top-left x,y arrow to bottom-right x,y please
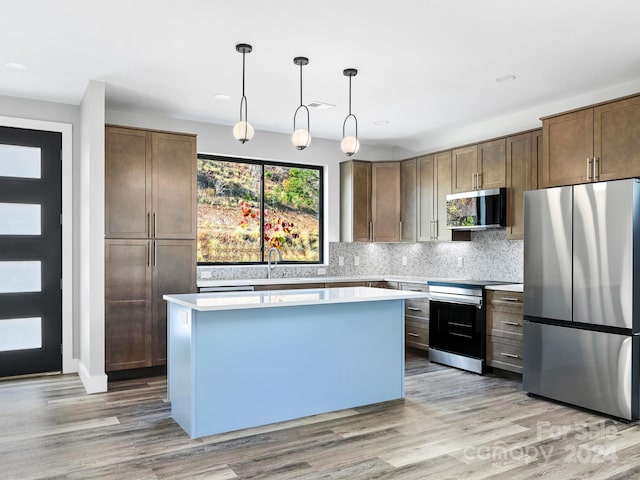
213,94 -> 231,100
374,120 -> 390,126
306,101 -> 335,110
5,62 -> 28,70
496,74 -> 516,83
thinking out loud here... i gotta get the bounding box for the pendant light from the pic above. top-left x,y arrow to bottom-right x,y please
232,43 -> 254,143
292,56 -> 311,150
341,68 -> 360,156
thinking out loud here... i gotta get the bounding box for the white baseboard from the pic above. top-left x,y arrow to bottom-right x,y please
78,361 -> 108,394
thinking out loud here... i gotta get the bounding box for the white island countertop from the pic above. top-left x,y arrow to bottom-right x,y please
164,286 -> 429,312
484,284 -> 523,292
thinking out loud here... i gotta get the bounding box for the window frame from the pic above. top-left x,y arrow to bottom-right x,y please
197,153 -> 324,266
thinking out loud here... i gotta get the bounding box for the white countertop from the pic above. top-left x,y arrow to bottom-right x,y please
484,284 -> 523,292
164,286 -> 429,312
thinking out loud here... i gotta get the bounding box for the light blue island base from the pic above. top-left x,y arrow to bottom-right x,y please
167,299 -> 405,439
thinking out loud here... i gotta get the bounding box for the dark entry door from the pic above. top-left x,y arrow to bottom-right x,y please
0,126 -> 62,377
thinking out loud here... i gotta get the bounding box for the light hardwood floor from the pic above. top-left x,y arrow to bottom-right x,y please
2,353 -> 640,479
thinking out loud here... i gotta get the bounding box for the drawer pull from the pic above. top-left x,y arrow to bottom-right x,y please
500,352 -> 520,359
500,297 -> 521,302
501,321 -> 521,327
407,332 -> 420,337
450,332 -> 472,339
449,321 -> 472,328
407,307 -> 422,312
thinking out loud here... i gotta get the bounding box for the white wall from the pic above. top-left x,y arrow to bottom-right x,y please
392,77 -> 640,159
105,109 -> 394,245
78,81 -> 107,393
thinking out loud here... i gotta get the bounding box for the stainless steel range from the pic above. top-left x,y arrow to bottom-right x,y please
428,280 -> 507,374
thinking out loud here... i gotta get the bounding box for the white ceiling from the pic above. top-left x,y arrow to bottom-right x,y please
2,0 -> 640,151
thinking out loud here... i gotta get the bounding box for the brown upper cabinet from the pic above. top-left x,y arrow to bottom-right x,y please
105,126 -> 197,239
340,160 -> 401,242
541,94 -> 640,188
452,139 -> 506,193
340,160 -> 372,242
400,159 -> 418,242
371,162 -> 401,242
505,130 -> 541,240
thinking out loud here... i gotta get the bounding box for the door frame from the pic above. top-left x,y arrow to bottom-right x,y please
0,115 -> 75,374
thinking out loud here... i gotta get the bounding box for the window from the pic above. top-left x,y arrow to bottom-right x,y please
197,154 -> 323,264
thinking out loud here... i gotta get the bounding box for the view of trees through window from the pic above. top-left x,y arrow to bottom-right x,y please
197,155 -> 322,264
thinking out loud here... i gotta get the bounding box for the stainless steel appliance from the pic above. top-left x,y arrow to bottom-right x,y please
446,188 -> 506,230
429,281 -> 507,374
524,178 -> 640,421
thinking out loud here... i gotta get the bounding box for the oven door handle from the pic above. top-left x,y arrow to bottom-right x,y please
430,293 -> 483,309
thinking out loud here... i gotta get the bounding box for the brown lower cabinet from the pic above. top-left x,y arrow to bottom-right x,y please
105,239 -> 195,371
399,283 -> 429,351
486,290 -> 523,373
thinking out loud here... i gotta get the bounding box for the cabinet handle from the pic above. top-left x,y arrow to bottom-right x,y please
593,157 -> 599,181
153,241 -> 157,267
153,212 -> 157,237
500,297 -> 521,302
501,321 -> 521,327
147,241 -> 151,267
147,212 -> 151,236
471,172 -> 476,190
407,307 -> 422,311
407,332 -> 420,337
586,157 -> 592,181
369,222 -> 373,241
429,220 -> 434,240
433,220 -> 438,240
476,172 -> 481,189
399,221 -> 403,241
500,352 -> 520,359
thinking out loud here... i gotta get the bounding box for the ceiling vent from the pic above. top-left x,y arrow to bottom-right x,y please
306,101 -> 335,110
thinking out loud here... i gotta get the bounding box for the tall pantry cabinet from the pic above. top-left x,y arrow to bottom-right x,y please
105,126 -> 197,371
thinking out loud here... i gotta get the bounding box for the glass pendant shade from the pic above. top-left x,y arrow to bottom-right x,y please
234,43 -> 253,144
340,135 -> 359,156
292,57 -> 311,150
233,120 -> 254,143
292,128 -> 311,150
341,68 -> 359,156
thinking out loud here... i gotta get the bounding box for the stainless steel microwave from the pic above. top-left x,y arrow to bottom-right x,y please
446,188 -> 506,230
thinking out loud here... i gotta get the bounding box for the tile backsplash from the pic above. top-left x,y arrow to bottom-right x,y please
198,230 -> 523,283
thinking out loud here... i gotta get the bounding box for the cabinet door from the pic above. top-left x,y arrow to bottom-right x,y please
371,162 -> 401,242
105,240 -> 152,371
152,132 -> 197,239
434,151 -> 453,241
400,159 -> 417,242
105,127 -> 152,239
594,95 -> 640,181
477,138 -> 505,190
416,155 -> 435,242
541,109 -> 594,187
340,161 -> 372,242
505,132 -> 532,240
451,145 -> 477,193
152,240 -> 196,366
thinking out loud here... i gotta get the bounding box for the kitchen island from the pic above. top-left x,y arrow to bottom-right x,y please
163,286 -> 428,438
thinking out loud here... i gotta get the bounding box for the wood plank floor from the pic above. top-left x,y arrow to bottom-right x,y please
2,352 -> 640,479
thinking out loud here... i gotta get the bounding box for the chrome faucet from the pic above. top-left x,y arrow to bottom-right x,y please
267,247 -> 282,279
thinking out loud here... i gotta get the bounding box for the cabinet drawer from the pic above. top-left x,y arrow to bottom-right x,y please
399,283 -> 429,293
405,300 -> 429,319
405,321 -> 429,350
487,336 -> 523,373
487,309 -> 523,341
487,290 -> 523,309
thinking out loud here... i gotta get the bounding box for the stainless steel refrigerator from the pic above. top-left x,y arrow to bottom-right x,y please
523,178 -> 640,421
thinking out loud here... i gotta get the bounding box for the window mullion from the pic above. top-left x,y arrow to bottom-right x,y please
260,163 -> 265,263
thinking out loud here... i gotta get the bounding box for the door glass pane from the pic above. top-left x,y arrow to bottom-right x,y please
0,144 -> 41,179
0,317 -> 42,351
0,203 -> 41,235
0,261 -> 41,293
